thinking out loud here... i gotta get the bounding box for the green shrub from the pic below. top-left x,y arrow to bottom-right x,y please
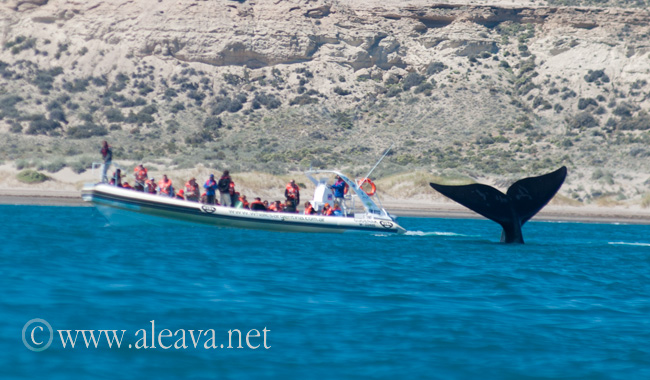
66,122 -> 108,138
15,159 -> 30,170
584,69 -> 609,83
170,102 -> 185,113
203,116 -> 222,132
426,62 -> 447,75
289,95 -> 319,106
70,156 -> 93,174
577,98 -> 598,110
17,169 -> 49,184
62,78 -> 89,93
333,86 -> 350,96
9,122 -> 22,133
567,112 -> 599,130
105,108 -> 124,122
31,67 -> 63,93
0,95 -> 23,118
613,102 -> 636,118
26,115 -> 61,135
414,82 -> 433,94
403,72 -> 425,91
44,158 -> 66,173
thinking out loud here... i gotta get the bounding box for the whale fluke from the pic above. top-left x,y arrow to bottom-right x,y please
429,166 -> 567,243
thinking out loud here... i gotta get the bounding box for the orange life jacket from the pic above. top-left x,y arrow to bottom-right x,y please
239,197 -> 249,209
145,180 -> 157,194
134,167 -> 148,182
304,204 -> 314,215
185,181 -> 199,198
158,178 -> 172,195
285,183 -> 299,199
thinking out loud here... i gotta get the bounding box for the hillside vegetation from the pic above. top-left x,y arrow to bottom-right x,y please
1,0 -> 649,205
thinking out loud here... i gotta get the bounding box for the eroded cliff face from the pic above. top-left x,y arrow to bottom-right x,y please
1,0 -> 650,203
2,0 -> 647,72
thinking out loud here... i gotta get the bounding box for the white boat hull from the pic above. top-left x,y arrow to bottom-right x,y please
82,184 -> 406,234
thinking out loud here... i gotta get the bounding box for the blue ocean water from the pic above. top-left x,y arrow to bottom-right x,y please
1,205 -> 650,379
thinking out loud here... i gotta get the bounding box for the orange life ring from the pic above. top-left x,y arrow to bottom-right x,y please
357,178 -> 376,196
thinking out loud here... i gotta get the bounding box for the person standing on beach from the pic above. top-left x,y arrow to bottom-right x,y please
100,141 -> 112,183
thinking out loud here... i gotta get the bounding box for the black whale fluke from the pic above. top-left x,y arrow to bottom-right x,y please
429,166 -> 567,243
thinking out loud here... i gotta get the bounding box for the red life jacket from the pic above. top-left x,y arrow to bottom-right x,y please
145,180 -> 157,194
286,183 -> 299,199
185,181 -> 199,198
134,167 -> 148,182
158,178 -> 172,195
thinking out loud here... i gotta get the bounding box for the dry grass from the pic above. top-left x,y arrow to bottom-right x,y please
642,193 -> 650,208
550,193 -> 582,207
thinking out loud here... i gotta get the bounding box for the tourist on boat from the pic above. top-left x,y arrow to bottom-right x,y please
145,177 -> 157,194
250,197 -> 266,211
283,200 -> 297,213
229,181 -> 237,207
239,195 -> 250,209
133,164 -> 148,191
321,203 -> 331,216
330,175 -> 347,206
108,168 -> 122,187
158,175 -> 174,197
304,201 -> 316,215
218,170 -> 233,207
175,189 -> 185,200
122,182 -> 133,190
328,203 -> 343,217
100,140 -> 112,183
204,174 -> 217,204
184,177 -> 200,202
285,180 -> 300,208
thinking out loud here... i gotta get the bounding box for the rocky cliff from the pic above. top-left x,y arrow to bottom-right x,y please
1,0 -> 650,204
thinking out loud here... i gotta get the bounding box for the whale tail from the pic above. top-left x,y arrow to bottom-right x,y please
429,166 -> 567,243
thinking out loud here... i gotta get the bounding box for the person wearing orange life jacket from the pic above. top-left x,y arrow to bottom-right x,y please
285,179 -> 300,208
145,177 -> 157,194
133,164 -> 148,191
175,189 -> 185,200
327,203 -> 343,217
250,197 -> 266,211
268,201 -> 278,212
228,181 -> 237,207
304,201 -> 316,215
184,177 -> 200,202
321,203 -> 331,216
239,195 -> 250,209
122,182 -> 133,190
158,175 -> 173,197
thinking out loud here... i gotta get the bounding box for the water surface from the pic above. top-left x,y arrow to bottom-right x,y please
1,205 -> 649,379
